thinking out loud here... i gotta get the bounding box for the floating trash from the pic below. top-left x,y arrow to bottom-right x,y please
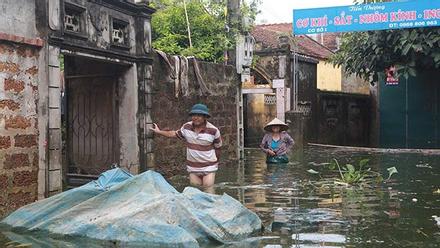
294,233 -> 346,243
416,163 -> 433,169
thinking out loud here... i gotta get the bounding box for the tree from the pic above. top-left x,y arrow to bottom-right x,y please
331,0 -> 440,82
150,0 -> 260,62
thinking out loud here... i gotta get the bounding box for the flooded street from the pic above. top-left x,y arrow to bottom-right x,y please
174,147 -> 440,247
1,147 -> 440,247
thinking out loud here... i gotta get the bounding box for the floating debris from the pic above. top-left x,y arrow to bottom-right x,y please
433,215 -> 440,227
295,233 -> 346,243
416,229 -> 429,238
307,169 -> 320,174
384,210 -> 400,218
416,163 -> 433,169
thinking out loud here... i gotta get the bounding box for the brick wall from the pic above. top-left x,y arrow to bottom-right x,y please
0,41 -> 40,217
151,52 -> 239,177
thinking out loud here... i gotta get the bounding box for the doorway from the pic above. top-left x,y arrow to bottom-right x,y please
63,56 -> 129,187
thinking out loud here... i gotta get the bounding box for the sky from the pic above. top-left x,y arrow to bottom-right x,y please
256,0 -> 355,24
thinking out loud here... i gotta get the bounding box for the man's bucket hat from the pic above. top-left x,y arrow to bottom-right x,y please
264,118 -> 289,132
189,103 -> 211,117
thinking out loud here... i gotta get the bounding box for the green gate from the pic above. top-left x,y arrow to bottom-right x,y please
379,71 -> 440,148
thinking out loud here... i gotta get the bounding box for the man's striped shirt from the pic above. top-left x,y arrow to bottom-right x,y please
176,121 -> 222,172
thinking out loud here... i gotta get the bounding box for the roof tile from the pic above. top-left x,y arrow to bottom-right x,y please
251,23 -> 334,60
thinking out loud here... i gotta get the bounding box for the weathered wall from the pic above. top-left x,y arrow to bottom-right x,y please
0,42 -> 40,217
119,64 -> 140,174
0,0 -> 43,218
244,94 -> 276,147
316,91 -> 371,147
317,61 -> 342,92
0,0 -> 38,39
249,53 -> 319,144
296,59 -> 318,142
246,51 -> 292,147
57,0 -> 152,57
341,70 -> 370,95
150,52 -> 239,177
255,52 -> 292,89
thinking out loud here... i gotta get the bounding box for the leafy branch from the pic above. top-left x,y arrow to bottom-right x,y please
150,0 -> 261,62
331,0 -> 440,83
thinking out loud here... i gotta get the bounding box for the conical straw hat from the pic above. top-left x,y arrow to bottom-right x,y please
264,118 -> 289,132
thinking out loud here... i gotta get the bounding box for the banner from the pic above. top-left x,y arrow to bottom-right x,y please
293,0 -> 440,35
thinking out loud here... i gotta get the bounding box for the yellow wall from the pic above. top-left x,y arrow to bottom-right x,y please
317,61 -> 342,92
245,94 -> 276,146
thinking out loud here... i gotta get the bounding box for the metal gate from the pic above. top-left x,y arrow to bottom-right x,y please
66,76 -> 119,177
379,71 -> 440,148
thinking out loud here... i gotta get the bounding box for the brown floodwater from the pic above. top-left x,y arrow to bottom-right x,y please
1,146 -> 440,247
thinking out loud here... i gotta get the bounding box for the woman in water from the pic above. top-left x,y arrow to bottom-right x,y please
260,118 -> 295,163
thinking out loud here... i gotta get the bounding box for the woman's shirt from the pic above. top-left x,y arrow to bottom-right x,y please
271,139 -> 281,150
260,132 -> 295,156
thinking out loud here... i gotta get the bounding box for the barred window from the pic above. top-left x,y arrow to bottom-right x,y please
264,94 -> 276,105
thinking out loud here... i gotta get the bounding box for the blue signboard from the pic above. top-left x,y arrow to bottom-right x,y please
293,0 -> 440,35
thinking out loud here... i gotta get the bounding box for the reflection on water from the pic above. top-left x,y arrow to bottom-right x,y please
210,147 -> 440,247
2,146 -> 440,247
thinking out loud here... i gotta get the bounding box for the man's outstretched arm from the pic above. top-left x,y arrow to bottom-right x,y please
150,123 -> 177,138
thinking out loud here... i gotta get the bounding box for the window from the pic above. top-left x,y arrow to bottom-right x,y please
64,2 -> 86,36
264,94 -> 276,105
110,17 -> 130,49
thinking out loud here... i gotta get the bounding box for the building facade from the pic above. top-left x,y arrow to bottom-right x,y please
0,0 -> 155,217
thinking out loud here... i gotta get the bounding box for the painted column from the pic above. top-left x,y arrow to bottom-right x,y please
276,55 -> 287,121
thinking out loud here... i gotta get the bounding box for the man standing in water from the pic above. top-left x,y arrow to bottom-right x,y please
150,103 -> 222,193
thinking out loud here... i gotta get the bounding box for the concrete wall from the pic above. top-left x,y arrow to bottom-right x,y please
317,61 -> 342,92
342,70 -> 370,95
150,52 -> 240,177
0,0 -> 38,38
0,42 -> 41,217
119,65 -> 140,174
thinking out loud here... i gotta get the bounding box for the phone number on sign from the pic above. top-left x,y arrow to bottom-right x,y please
389,20 -> 438,28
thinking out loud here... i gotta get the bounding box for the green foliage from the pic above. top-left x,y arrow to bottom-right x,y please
59,54 -> 64,71
330,158 -> 370,184
150,0 -> 261,62
332,0 -> 440,82
307,158 -> 398,186
332,28 -> 440,82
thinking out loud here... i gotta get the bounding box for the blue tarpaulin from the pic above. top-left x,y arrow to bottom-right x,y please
1,169 -> 261,247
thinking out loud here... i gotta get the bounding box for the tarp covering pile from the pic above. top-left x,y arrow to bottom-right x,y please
1,169 -> 261,247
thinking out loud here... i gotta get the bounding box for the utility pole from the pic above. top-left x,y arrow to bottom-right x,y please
183,0 -> 192,48
226,0 -> 240,66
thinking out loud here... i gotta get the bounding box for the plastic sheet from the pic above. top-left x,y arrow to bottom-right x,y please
2,169 -> 261,247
